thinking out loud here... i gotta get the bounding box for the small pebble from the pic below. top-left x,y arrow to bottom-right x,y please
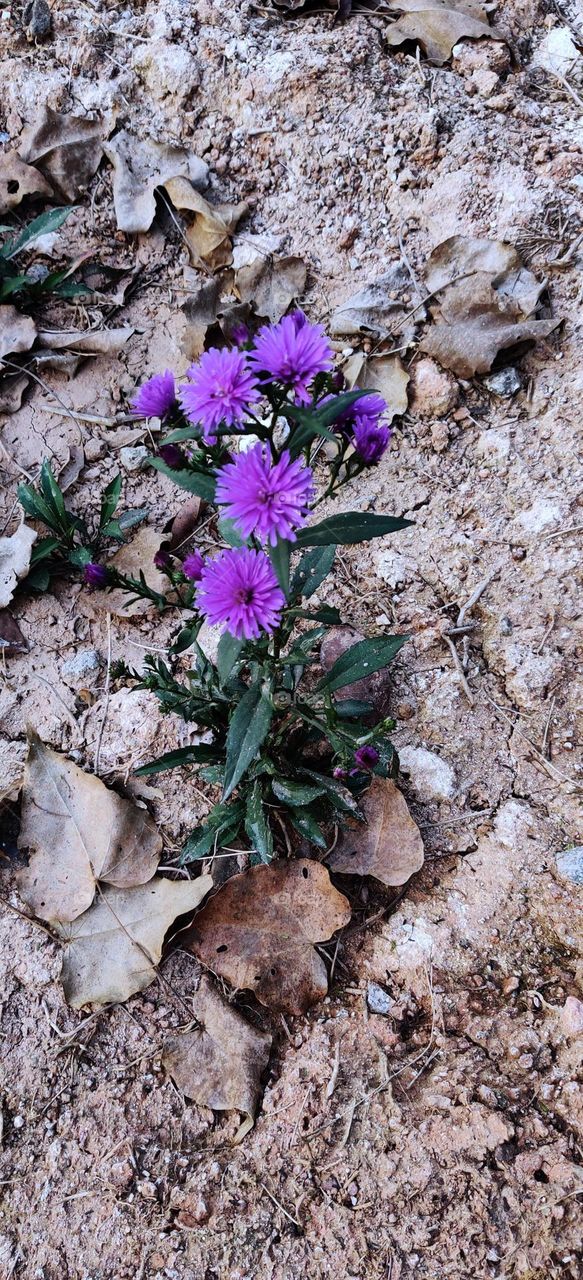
120,445 -> 149,473
366,981 -> 393,1015
555,846 -> 583,886
483,367 -> 522,398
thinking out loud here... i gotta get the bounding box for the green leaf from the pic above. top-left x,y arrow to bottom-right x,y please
160,426 -> 202,445
271,778 -> 326,807
26,565 -> 51,591
39,461 -> 68,526
296,512 -> 414,547
299,768 -> 361,814
288,604 -> 341,625
0,207 -> 73,261
267,536 -> 290,595
285,391 -> 369,458
318,633 -> 409,693
335,698 -> 374,719
244,781 -> 273,862
199,764 -> 225,785
217,631 -> 244,685
291,545 -> 335,600
150,458 -> 216,502
17,482 -> 59,530
223,681 -> 274,801
134,744 -> 219,775
171,624 -> 200,655
288,808 -> 327,849
218,516 -> 246,548
68,546 -> 92,569
181,800 -> 244,863
30,535 -> 61,564
100,475 -> 122,529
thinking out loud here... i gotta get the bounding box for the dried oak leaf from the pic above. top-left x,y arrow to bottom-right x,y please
330,265 -> 422,344
328,777 -> 424,887
0,522 -> 36,608
81,526 -> 166,620
421,275 -> 560,377
185,859 -> 351,1015
0,305 -> 37,360
163,974 -> 272,1118
234,254 -> 307,323
0,151 -> 52,214
384,0 -> 505,66
17,730 -> 162,925
57,875 -> 213,1008
343,351 -> 409,423
19,107 -> 113,202
424,235 -> 546,315
103,131 -> 208,235
165,177 -> 247,271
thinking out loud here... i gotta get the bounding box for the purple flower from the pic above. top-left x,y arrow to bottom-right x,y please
84,562 -> 109,588
179,348 -> 259,443
154,548 -> 172,571
333,766 -> 348,780
158,443 -> 186,469
132,370 -> 176,419
231,322 -> 250,348
353,418 -> 391,464
215,444 -> 313,546
182,550 -> 205,582
196,547 -> 285,640
249,314 -> 333,405
353,745 -> 380,770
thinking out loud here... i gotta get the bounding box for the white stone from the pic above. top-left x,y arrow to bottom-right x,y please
533,28 -> 581,79
120,445 -> 149,473
366,982 -> 393,1015
398,746 -> 455,802
61,648 -> 101,685
560,997 -> 583,1038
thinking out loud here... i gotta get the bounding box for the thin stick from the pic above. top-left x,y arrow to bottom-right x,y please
445,635 -> 474,706
260,1181 -> 302,1229
94,613 -> 112,775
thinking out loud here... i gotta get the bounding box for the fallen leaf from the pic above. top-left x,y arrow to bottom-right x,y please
166,495 -> 202,549
0,305 -> 37,360
234,254 -> 307,323
330,265 -> 423,343
0,373 -> 29,414
343,352 -> 409,423
424,235 -> 545,314
165,177 -> 247,271
37,326 -> 134,355
17,730 -> 162,924
0,151 -> 52,214
58,444 -> 85,492
328,777 -> 424,886
185,859 -> 351,1015
0,522 -> 37,608
163,974 -> 272,1117
421,276 -> 560,377
81,526 -> 167,619
103,131 -> 208,234
19,107 -> 113,202
181,277 -> 222,359
384,1 -> 505,66
57,875 -> 212,1007
0,609 -> 28,655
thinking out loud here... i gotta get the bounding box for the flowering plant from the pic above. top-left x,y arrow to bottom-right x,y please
19,312 -> 412,862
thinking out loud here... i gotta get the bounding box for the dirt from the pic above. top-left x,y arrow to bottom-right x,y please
0,1 -> 582,1277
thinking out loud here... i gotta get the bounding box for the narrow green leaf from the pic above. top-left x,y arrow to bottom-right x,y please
288,807 -> 327,850
335,698 -> 374,719
296,512 -> 414,547
17,482 -> 59,530
245,781 -> 273,862
318,633 -> 409,693
217,631 -> 244,685
100,475 -> 122,529
300,768 -> 360,814
291,545 -> 335,600
288,604 -> 341,625
1,207 -> 73,260
171,624 -> 200,655
218,516 -> 246,548
267,536 -> 290,596
135,744 -> 218,775
181,800 -> 244,863
150,458 -> 216,502
272,778 -> 326,807
30,535 -> 61,563
223,682 -> 274,800
40,461 -> 68,525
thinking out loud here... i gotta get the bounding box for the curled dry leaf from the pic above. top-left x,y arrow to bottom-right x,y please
19,107 -> 113,202
81,526 -> 167,620
17,730 -> 162,925
0,151 -> 52,214
57,875 -> 213,1008
163,974 -> 272,1118
343,351 -> 409,423
103,131 -> 208,234
36,326 -> 134,355
330,264 -> 423,343
185,859 -> 351,1015
384,0 -> 505,66
165,177 -> 247,271
0,522 -> 37,609
166,495 -> 202,549
0,305 -> 37,360
181,277 -> 222,359
0,373 -> 29,414
234,254 -> 307,324
328,777 -> 424,887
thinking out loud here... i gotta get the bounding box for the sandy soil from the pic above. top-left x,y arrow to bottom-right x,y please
0,1 -> 582,1277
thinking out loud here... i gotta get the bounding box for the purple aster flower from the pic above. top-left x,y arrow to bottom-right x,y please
196,547 -> 285,641
249,314 -> 333,405
353,745 -> 380,770
333,766 -> 348,780
132,370 -> 176,419
178,348 -> 259,443
215,444 -> 313,546
182,550 -> 205,582
84,562 -> 109,588
158,443 -> 186,469
154,548 -> 172,572
231,322 -> 250,348
352,418 -> 391,464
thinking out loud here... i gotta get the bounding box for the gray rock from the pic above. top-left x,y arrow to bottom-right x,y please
483,368 -> 522,398
555,847 -> 583,887
61,649 -> 101,686
366,981 -> 393,1015
120,445 -> 149,473
24,0 -> 52,40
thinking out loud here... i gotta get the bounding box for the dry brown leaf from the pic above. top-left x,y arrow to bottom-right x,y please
424,235 -> 546,315
185,859 -> 351,1015
36,326 -> 134,355
0,373 -> 29,414
328,777 -> 424,887
0,151 -> 52,214
384,0 -> 504,66
0,609 -> 28,656
0,522 -> 37,608
234,254 -> 307,323
17,730 -> 162,925
81,526 -> 166,620
19,107 -> 113,202
166,177 -> 247,271
163,975 -> 272,1118
330,265 -> 423,343
0,305 -> 37,360
181,278 -> 222,359
57,875 -> 212,1008
103,131 -> 208,234
421,275 -> 560,377
343,352 -> 409,423
166,495 -> 202,549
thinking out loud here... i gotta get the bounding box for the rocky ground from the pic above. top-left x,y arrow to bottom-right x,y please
0,1 -> 582,1278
